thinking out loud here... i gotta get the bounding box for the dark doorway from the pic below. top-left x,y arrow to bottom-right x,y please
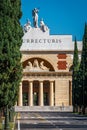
33,92 -> 38,106
44,92 -> 49,105
23,92 -> 28,106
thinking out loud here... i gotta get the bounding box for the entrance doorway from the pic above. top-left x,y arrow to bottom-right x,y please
23,92 -> 28,106
44,92 -> 49,105
33,81 -> 39,106
43,81 -> 50,106
33,92 -> 38,105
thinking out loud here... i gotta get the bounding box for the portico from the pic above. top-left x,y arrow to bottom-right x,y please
18,80 -> 54,107
17,70 -> 72,108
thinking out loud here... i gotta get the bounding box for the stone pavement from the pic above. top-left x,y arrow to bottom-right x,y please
15,112 -> 87,130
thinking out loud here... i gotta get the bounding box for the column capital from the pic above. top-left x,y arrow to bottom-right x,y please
50,80 -> 54,82
39,80 -> 43,83
27,80 -> 33,84
19,82 -> 22,85
28,80 -> 33,83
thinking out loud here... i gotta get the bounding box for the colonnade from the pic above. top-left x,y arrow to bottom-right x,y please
18,80 -> 54,106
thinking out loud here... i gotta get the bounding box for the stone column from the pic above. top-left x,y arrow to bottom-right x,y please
18,82 -> 23,106
39,81 -> 43,106
49,81 -> 54,106
28,81 -> 33,106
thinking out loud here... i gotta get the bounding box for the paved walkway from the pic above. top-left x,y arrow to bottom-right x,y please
15,112 -> 87,130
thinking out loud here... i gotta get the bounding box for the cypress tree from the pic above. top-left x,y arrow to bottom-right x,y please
0,0 -> 23,129
79,23 -> 87,114
72,37 -> 79,112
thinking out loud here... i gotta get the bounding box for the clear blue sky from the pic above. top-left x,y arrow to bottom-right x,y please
21,0 -> 87,41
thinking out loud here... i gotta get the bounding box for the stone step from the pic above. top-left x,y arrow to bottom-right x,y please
15,106 -> 73,112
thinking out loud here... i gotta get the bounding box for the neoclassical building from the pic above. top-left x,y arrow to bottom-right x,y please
16,9 -> 82,111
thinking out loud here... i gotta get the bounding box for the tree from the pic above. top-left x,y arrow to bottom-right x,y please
0,0 -> 23,129
72,37 -> 79,112
79,23 -> 87,114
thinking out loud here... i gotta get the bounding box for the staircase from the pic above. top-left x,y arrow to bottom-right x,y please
15,106 -> 73,112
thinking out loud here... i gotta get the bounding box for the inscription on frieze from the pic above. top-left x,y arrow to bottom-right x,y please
23,38 -> 62,43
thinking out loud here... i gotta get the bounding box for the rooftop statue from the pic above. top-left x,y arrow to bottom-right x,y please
23,19 -> 31,33
32,8 -> 39,28
40,18 -> 48,32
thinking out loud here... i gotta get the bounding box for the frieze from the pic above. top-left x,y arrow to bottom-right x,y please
23,38 -> 62,43
23,71 -> 72,77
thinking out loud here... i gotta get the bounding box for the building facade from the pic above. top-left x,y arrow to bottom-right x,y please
16,9 -> 82,111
